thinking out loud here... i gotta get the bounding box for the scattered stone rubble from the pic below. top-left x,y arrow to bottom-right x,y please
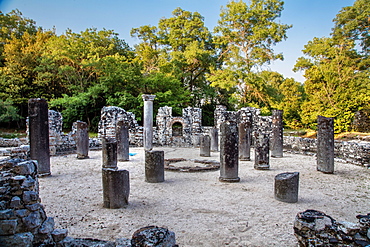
294,209 -> 370,247
0,158 -> 177,247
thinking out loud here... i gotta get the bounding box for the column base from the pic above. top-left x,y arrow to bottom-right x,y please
219,177 -> 240,183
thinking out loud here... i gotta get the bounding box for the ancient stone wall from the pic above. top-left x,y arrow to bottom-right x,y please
284,136 -> 370,167
98,106 -> 142,146
0,159 -> 69,246
155,106 -> 202,147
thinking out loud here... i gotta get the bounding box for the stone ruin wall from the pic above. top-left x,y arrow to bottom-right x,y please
0,105 -> 368,167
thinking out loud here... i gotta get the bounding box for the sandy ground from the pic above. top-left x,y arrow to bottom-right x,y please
38,147 -> 370,247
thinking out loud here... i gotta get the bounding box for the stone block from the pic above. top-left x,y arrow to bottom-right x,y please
0,232 -> 33,247
39,217 -> 55,234
23,211 -> 42,230
0,219 -> 17,235
23,191 -> 39,204
131,226 -> 177,247
10,196 -> 21,209
51,228 -> 68,243
13,161 -> 36,175
0,209 -> 14,220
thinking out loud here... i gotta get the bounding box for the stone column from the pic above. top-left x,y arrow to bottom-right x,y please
102,168 -> 130,208
145,150 -> 164,183
142,94 -> 156,151
317,116 -> 334,173
254,131 -> 270,170
200,135 -> 211,157
274,172 -> 299,203
102,138 -> 117,169
219,121 -> 240,182
76,121 -> 89,159
238,122 -> 251,161
28,98 -> 50,176
271,110 -> 284,158
210,127 -> 218,152
116,120 -> 129,161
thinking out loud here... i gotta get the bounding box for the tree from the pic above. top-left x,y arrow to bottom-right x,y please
0,30 -> 55,117
208,0 -> 292,108
0,9 -> 39,66
294,37 -> 369,132
131,8 -> 218,106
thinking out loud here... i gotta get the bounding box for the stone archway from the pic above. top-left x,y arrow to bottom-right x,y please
172,122 -> 183,137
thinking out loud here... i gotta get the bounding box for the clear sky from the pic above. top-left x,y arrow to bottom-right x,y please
0,0 -> 356,82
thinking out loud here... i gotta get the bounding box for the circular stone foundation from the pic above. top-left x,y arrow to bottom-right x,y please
164,158 -> 220,172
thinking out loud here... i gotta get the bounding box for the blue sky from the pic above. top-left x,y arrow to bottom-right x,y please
0,0 -> 356,82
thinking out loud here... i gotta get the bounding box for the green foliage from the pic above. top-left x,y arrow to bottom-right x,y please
0,99 -> 22,124
209,0 -> 292,108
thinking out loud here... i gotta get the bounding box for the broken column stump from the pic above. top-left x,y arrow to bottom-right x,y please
102,138 -> 117,169
317,115 -> 335,174
271,110 -> 284,158
76,120 -> 89,159
210,127 -> 219,152
145,150 -> 165,183
274,172 -> 299,203
254,131 -> 270,170
200,135 -> 211,157
102,168 -> 130,208
28,98 -> 51,176
219,121 -> 240,183
116,120 -> 130,162
239,122 -> 251,161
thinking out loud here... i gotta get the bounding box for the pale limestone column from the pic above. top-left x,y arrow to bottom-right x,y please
142,94 -> 156,150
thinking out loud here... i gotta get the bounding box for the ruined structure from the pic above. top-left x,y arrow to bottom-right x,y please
294,210 -> 370,246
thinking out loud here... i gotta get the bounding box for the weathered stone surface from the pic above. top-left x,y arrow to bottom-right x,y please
39,217 -> 55,234
270,110 -> 283,158
219,121 -> 240,183
13,161 -> 36,175
0,219 -> 17,235
317,116 -> 335,173
116,121 -> 130,162
0,232 -> 34,247
28,98 -> 51,176
294,210 -> 370,246
131,226 -> 177,247
145,150 -> 165,183
102,138 -> 118,169
76,120 -> 89,159
102,168 -> 130,209
274,172 -> 299,203
238,122 -> 251,161
200,135 -> 211,157
210,127 -> 218,152
254,131 -> 270,170
51,228 -> 68,243
23,191 -> 39,204
59,237 -> 116,247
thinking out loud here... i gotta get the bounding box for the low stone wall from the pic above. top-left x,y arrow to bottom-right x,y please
0,138 -> 27,147
283,136 -> 370,167
0,158 -> 177,247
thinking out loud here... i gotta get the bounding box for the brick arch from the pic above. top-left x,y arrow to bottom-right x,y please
168,117 -> 187,137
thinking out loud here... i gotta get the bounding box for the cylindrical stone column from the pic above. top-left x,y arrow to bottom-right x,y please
219,121 -> 240,182
317,116 -> 334,174
274,172 -> 299,203
28,98 -> 50,176
102,168 -> 130,208
210,127 -> 219,152
254,131 -> 270,170
76,120 -> 89,159
145,150 -> 164,183
271,110 -> 284,158
200,135 -> 211,157
239,122 -> 251,161
102,138 -> 117,169
116,121 -> 129,161
142,94 -> 156,151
